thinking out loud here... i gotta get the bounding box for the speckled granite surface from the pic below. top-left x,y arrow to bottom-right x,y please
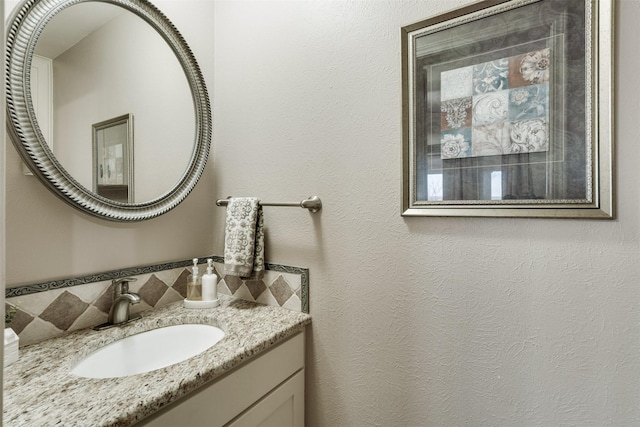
3,296 -> 311,426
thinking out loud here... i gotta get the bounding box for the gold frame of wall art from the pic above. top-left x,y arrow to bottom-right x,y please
401,0 -> 614,218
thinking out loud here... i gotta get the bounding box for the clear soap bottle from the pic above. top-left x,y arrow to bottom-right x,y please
186,258 -> 202,301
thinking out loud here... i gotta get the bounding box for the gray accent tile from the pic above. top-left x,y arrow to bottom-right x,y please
139,274 -> 169,307
156,287 -> 183,306
245,280 -> 267,300
93,284 -> 115,314
5,304 -> 34,335
39,291 -> 89,331
171,269 -> 190,298
224,275 -> 243,294
270,276 -> 294,307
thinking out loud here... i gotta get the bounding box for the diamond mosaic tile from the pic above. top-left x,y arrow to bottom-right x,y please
68,281 -> 107,303
282,293 -> 303,312
156,287 -> 183,307
11,288 -> 67,317
139,274 -> 169,307
19,318 -> 63,346
5,304 -> 34,335
223,274 -> 243,294
218,279 -> 232,296
245,280 -> 267,300
256,289 -> 279,307
70,306 -> 107,332
172,269 -> 189,299
233,284 -> 255,303
270,276 -> 295,306
94,283 -> 115,314
214,260 -> 307,312
5,257 -> 308,346
39,291 -> 89,331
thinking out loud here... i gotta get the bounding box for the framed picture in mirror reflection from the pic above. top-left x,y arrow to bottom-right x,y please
401,0 -> 614,218
92,114 -> 134,203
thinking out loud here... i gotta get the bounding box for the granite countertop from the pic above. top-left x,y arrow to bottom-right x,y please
3,296 -> 311,426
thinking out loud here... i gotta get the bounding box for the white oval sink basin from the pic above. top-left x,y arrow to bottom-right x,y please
71,324 -> 225,378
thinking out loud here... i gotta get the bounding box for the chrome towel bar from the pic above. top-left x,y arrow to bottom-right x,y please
216,196 -> 322,213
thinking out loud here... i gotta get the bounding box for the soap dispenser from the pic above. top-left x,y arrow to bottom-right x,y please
186,258 -> 202,301
202,258 -> 219,304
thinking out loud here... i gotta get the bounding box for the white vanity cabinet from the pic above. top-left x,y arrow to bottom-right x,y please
138,332 -> 305,427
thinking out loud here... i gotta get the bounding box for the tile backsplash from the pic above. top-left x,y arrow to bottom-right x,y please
5,256 -> 309,346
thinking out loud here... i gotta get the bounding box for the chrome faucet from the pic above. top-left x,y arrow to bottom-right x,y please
108,277 -> 141,325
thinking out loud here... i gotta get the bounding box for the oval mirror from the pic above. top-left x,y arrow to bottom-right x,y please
6,0 -> 212,222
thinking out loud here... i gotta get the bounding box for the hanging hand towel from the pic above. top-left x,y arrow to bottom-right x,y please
224,197 -> 265,280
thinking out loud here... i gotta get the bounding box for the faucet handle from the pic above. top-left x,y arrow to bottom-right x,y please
112,277 -> 138,297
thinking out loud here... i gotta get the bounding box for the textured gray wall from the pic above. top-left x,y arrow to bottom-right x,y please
212,0 -> 640,425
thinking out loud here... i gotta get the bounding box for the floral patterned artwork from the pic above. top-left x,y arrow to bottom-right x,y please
439,48 -> 550,159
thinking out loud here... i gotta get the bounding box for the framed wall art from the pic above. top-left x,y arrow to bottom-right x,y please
401,0 -> 614,218
92,114 -> 134,203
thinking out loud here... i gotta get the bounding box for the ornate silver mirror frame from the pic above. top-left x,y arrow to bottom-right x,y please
6,0 -> 212,222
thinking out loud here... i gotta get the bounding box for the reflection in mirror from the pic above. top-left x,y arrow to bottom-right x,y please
34,2 -> 194,203
7,0 -> 212,221
93,114 -> 134,203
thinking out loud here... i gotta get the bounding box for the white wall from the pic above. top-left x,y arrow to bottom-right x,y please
4,0 -> 216,286
213,0 -> 640,425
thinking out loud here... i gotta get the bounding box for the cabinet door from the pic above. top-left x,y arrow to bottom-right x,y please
137,332 -> 304,427
226,369 -> 304,427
